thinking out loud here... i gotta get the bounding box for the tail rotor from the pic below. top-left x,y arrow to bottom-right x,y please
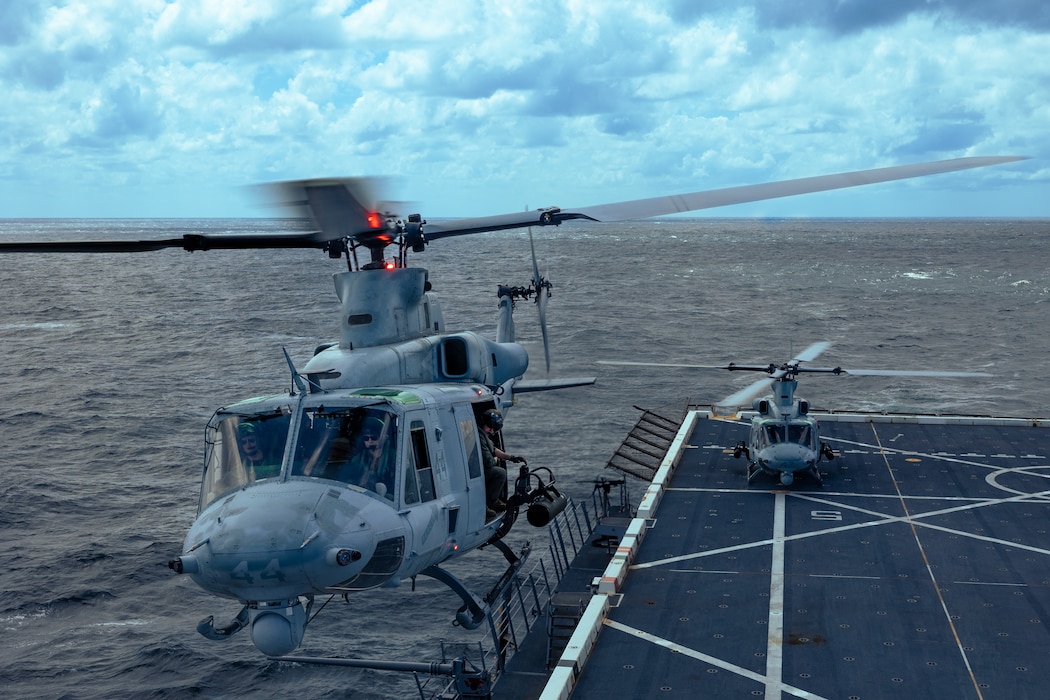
528,227 -> 552,374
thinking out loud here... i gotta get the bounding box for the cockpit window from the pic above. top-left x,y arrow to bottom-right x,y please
200,408 -> 291,511
764,424 -> 784,444
292,406 -> 396,501
787,424 -> 813,447
405,419 -> 436,504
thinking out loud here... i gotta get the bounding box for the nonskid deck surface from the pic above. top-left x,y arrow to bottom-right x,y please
563,412 -> 1050,699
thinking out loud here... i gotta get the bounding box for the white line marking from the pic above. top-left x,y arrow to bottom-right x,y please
766,491 -> 786,700
603,619 -> 828,699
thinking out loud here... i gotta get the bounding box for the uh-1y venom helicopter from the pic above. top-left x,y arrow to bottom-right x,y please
0,156 -> 1023,657
716,342 -> 993,485
606,341 -> 991,486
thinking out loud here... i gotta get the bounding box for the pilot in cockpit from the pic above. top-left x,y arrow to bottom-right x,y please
239,422 -> 281,480
335,416 -> 394,499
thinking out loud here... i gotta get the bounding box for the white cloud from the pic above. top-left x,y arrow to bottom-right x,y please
0,0 -> 1045,217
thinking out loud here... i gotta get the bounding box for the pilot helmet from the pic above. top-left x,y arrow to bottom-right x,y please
483,409 -> 503,431
361,416 -> 385,437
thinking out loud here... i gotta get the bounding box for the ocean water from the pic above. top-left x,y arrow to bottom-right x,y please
1,217 -> 1048,699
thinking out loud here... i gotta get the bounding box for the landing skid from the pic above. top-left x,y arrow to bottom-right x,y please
746,463 -> 823,487
746,462 -> 761,484
423,539 -> 531,630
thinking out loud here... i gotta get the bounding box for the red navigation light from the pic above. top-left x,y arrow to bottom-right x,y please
366,212 -> 383,229
384,260 -> 395,270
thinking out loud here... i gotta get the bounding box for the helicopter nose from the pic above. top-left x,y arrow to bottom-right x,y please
180,483 -> 379,601
176,483 -> 408,657
765,444 -> 813,473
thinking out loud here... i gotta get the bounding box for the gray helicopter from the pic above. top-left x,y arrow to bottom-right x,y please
607,342 -> 991,485
0,156 -> 1022,657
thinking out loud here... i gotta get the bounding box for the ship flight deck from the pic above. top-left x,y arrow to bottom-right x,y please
525,410 -> 1050,699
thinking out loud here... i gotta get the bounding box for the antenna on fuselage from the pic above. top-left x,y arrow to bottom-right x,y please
282,348 -> 308,395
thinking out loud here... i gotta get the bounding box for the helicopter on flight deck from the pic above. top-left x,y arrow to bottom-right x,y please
0,155 -> 1023,657
603,341 -> 991,486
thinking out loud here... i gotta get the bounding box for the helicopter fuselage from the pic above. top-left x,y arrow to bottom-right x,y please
745,413 -> 822,486
174,382 -> 510,654
736,379 -> 831,486
164,263 -> 574,656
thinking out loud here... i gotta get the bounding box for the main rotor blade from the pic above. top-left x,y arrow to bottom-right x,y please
423,210 -> 561,240
423,156 -> 1023,240
0,155 -> 1025,253
573,156 -> 1027,222
0,233 -> 327,254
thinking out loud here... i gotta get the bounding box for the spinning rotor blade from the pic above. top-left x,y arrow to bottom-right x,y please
717,377 -> 775,413
263,177 -> 396,245
0,156 -> 1024,255
791,342 -> 831,364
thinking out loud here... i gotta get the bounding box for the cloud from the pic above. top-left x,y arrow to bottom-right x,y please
153,0 -> 349,56
0,0 -> 1044,217
0,0 -> 43,48
667,0 -> 1050,34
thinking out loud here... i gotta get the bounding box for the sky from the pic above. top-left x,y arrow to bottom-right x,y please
0,0 -> 1047,219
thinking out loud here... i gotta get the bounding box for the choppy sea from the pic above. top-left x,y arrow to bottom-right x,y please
1,217 -> 1048,699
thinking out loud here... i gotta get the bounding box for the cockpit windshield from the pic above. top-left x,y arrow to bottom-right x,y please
200,405 -> 292,511
763,424 -> 785,444
787,423 -> 814,448
758,421 -> 815,449
291,406 -> 397,501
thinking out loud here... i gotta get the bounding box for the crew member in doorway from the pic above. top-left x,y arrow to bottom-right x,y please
480,409 -> 526,520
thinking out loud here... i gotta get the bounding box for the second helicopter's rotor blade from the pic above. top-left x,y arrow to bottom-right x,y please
834,368 -> 993,377
718,377 -> 775,411
791,341 -> 831,364
597,360 -> 728,369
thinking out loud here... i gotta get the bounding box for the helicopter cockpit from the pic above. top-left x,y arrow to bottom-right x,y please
755,420 -> 817,450
198,389 -> 458,517
200,400 -> 294,510
291,406 -> 397,500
